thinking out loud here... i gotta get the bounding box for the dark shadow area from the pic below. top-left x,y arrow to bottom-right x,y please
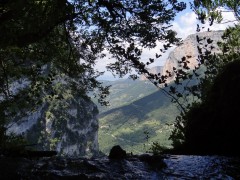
172,60 -> 240,156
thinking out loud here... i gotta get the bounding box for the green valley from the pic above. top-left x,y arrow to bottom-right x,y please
92,79 -> 179,154
91,30 -> 224,155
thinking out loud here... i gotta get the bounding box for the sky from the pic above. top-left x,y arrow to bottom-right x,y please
95,1 -> 237,80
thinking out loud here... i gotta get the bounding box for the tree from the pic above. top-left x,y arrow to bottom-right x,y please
0,0 -> 186,149
183,59 -> 240,155
191,0 -> 240,24
164,0 -> 240,154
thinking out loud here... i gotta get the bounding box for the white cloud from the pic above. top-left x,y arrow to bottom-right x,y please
140,12 -> 198,70
172,12 -> 198,39
210,8 -> 237,30
95,49 -> 115,72
95,8 -> 238,80
172,8 -> 237,37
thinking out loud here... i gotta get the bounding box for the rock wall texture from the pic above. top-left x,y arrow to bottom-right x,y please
139,66 -> 163,81
140,30 -> 224,82
162,30 -> 224,82
7,82 -> 99,157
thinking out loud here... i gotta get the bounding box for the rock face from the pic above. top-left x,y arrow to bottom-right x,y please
140,30 -> 224,82
139,66 -> 163,81
8,90 -> 99,157
162,30 -> 223,82
1,155 -> 239,179
108,145 -> 127,159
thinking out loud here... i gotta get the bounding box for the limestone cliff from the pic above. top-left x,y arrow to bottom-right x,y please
139,66 -> 163,81
162,30 -> 224,82
7,81 -> 99,157
141,31 -> 224,82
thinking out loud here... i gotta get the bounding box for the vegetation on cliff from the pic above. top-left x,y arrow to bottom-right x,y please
1,0 -> 240,157
0,0 -> 186,153
162,0 -> 240,155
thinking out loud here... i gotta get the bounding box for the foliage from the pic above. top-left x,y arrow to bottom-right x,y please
191,0 -> 240,25
160,1 -> 240,153
183,59 -> 240,154
0,0 -> 187,150
0,127 -> 28,155
148,141 -> 167,155
168,26 -> 240,150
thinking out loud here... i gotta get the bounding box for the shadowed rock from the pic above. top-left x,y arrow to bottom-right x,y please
0,147 -> 57,158
26,150 -> 57,158
138,154 -> 166,169
108,145 -> 127,159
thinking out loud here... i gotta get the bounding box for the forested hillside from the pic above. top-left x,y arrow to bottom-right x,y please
95,30 -> 224,154
96,79 -> 177,154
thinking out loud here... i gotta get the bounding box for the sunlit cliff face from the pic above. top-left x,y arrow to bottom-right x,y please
162,30 -> 223,82
137,31 -> 224,84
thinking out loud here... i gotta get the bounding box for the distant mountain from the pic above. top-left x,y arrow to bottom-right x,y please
139,66 -> 163,81
140,31 -> 224,82
95,30 -> 225,154
92,79 -> 158,113
163,30 -> 223,82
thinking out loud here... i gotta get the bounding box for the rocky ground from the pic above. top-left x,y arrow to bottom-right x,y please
0,154 -> 166,179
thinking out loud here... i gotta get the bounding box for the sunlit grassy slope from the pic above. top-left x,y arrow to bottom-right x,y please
92,79 -> 179,155
93,79 -> 160,113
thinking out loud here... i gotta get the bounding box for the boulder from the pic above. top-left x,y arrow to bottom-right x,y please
108,145 -> 127,159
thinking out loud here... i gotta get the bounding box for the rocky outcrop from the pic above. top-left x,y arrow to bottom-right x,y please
7,85 -> 99,157
139,66 -> 163,81
162,30 -> 223,81
0,154 -> 238,179
108,145 -> 127,159
140,31 -> 224,82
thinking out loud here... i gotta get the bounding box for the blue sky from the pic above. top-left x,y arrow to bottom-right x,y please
96,1 -> 236,80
